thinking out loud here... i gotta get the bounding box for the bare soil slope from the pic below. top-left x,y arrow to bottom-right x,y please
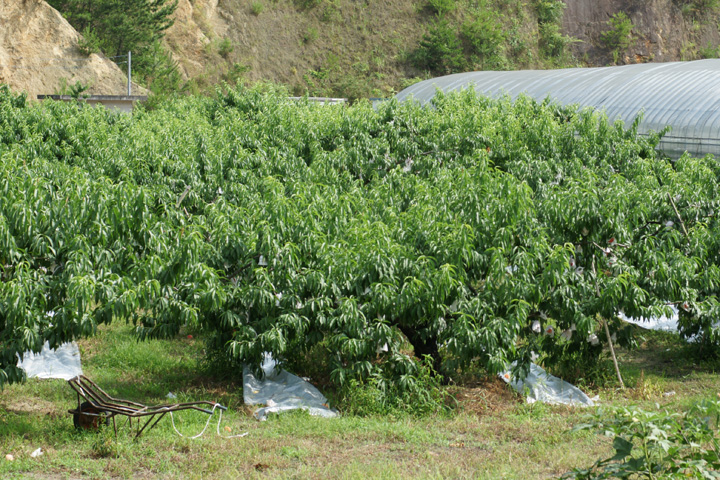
165,0 -> 424,97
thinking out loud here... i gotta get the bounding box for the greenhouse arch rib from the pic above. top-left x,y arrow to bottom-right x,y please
395,59 -> 720,159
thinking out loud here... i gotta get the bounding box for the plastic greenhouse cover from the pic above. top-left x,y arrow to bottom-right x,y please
618,306 -> 714,343
17,341 -> 83,380
499,362 -> 596,407
243,354 -> 338,421
619,306 -> 680,334
395,59 -> 720,159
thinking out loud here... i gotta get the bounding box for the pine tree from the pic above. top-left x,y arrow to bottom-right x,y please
47,0 -> 179,93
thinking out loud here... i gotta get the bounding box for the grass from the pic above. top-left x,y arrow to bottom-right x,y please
1,323 -> 719,479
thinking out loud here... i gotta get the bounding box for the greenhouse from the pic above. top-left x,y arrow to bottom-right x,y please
396,59 -> 720,159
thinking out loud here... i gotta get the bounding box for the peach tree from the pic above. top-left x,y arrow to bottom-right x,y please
1,84 -> 719,389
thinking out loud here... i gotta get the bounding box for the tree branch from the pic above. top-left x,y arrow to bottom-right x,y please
667,193 -> 689,238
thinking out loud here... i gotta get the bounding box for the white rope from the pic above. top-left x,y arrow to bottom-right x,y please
167,404 -> 248,440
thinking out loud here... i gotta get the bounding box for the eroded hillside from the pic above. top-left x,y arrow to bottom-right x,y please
2,0 -> 719,98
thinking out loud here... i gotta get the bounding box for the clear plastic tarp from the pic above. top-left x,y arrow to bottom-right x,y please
500,362 -> 596,407
17,341 -> 83,380
243,354 -> 338,421
396,60 -> 720,159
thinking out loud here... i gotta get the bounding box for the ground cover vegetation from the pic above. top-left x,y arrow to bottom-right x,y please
3,83 -> 720,400
2,315 -> 720,478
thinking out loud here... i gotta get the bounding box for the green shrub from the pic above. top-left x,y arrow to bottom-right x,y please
77,27 -> 102,56
303,26 -> 319,44
217,38 -> 234,58
699,41 -> 720,58
534,0 -> 565,24
427,0 -> 456,16
676,0 -> 720,18
601,12 -> 633,64
222,62 -> 251,85
533,0 -> 572,59
250,1 -> 264,15
413,20 -> 465,74
461,9 -> 506,60
538,22 -> 571,58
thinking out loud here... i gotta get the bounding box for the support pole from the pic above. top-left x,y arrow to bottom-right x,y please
592,255 -> 625,389
127,51 -> 132,96
603,317 -> 624,389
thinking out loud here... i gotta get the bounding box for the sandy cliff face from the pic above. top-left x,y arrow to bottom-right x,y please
0,0 -> 145,98
164,0 -> 216,79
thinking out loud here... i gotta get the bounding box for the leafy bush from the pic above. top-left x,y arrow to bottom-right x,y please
534,0 -> 565,24
413,20 -> 465,74
675,0 -> 720,18
250,1 -> 264,16
699,41 -> 720,59
533,0 -> 572,58
564,400 -> 720,479
427,0 -> 456,16
303,26 -> 319,44
602,12 -> 634,64
77,27 -> 102,56
461,9 -> 507,69
217,38 -> 234,58
538,22 -> 573,58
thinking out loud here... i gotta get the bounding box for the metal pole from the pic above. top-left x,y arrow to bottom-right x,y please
127,51 -> 131,96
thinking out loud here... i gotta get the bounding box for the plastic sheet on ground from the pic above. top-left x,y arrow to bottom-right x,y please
17,341 -> 83,380
499,362 -> 595,407
243,354 -> 338,421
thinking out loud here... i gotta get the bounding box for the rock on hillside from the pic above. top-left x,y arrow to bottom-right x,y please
0,0 -> 146,98
563,0 -> 720,64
